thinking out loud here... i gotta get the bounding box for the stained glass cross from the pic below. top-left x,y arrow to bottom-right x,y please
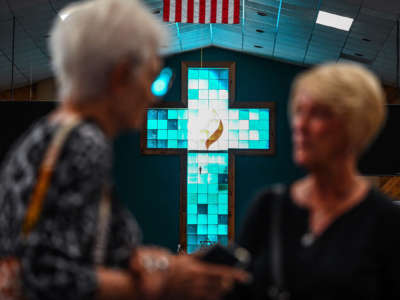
143,62 -> 274,253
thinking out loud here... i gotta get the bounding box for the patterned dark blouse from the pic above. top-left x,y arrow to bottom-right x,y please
0,118 -> 141,300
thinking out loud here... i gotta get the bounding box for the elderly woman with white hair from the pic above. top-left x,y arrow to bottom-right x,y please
237,63 -> 400,300
0,0 -> 248,300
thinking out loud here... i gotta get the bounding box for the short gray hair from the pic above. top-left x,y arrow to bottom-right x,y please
49,0 -> 168,101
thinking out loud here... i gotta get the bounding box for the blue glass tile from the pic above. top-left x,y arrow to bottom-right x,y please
158,120 -> 167,129
188,204 -> 197,214
198,184 -> 208,194
209,69 -> 219,80
208,225 -> 218,234
167,120 -> 178,130
199,69 -> 209,79
187,214 -> 197,224
188,69 -> 199,79
147,140 -> 157,148
239,110 -> 249,120
218,174 -> 228,184
208,215 -> 218,225
218,235 -> 228,245
187,224 -> 197,234
157,140 -> 167,148
187,245 -> 198,254
168,140 -> 177,148
168,110 -> 178,119
147,119 -> 157,129
157,130 -> 167,140
148,110 -> 158,120
198,214 -> 208,224
207,235 -> 218,243
219,165 -> 228,174
158,110 -> 168,120
178,110 -> 188,119
218,225 -> 228,235
218,184 -> 228,192
188,234 -> 197,244
148,129 -> 157,139
198,204 -> 208,214
219,70 -> 229,79
218,215 -> 228,224
178,140 -> 188,148
198,235 -> 208,244
188,89 -> 199,100
219,79 -> 229,90
208,204 -> 218,214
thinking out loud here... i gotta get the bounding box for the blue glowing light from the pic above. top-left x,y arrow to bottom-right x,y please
151,67 -> 173,97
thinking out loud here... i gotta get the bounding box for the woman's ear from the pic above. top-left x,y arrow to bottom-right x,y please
109,58 -> 134,94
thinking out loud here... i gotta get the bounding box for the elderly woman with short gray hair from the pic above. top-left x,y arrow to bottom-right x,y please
238,63 -> 400,300
0,0 -> 248,300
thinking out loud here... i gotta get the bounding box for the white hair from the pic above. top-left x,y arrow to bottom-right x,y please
49,0 -> 168,101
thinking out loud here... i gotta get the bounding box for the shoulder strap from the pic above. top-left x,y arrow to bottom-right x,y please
21,116 -> 81,237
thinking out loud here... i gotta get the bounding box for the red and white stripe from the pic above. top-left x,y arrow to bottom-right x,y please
163,0 -> 240,24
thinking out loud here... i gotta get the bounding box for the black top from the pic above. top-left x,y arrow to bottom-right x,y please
238,185 -> 400,300
0,118 -> 141,300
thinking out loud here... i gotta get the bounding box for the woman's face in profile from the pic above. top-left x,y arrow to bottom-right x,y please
291,90 -> 348,169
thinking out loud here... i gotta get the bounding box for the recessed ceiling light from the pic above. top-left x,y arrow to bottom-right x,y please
316,10 -> 353,31
362,38 -> 371,42
257,11 -> 267,17
256,29 -> 264,33
254,45 -> 263,48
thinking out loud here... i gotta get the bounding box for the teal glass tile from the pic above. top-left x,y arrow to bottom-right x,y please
188,204 -> 197,214
198,184 -> 208,193
198,193 -> 208,204
188,184 -> 198,193
157,140 -> 167,148
218,204 -> 228,214
208,204 -> 218,214
198,225 -> 207,235
218,174 -> 228,184
249,109 -> 260,120
168,110 -> 178,119
249,140 -> 259,149
187,234 -> 197,244
178,110 -> 188,119
188,153 -> 197,163
158,110 -> 167,120
188,89 -> 199,100
208,215 -> 218,225
219,165 -> 228,174
218,193 -> 228,203
178,130 -> 187,140
208,225 -> 218,235
148,129 -> 157,139
208,164 -> 219,174
197,204 -> 207,214
147,119 -> 157,129
239,110 -> 249,120
218,184 -> 228,192
167,120 -> 178,130
219,70 -> 229,79
187,245 -> 197,253
168,130 -> 178,139
178,140 -> 187,148
188,174 -> 198,184
209,80 -> 219,90
187,214 -> 197,224
219,79 -> 229,90
209,184 -> 218,194
199,69 -> 209,79
249,120 -> 258,130
218,236 -> 228,245
168,140 -> 177,148
208,194 -> 218,204
188,69 -> 199,79
197,235 -> 207,244
158,120 -> 167,129
188,193 -> 197,204
187,224 -> 197,234
178,119 -> 188,130
208,235 -> 218,243
218,215 -> 228,224
157,129 -> 167,140
147,140 -> 157,148
259,130 -> 268,140
188,163 -> 198,174
199,174 -> 208,184
198,214 -> 208,224
218,225 -> 228,235
148,110 -> 158,120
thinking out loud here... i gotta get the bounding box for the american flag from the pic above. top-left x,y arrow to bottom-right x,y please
163,0 -> 240,24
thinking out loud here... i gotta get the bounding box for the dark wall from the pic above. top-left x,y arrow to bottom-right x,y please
113,47 -> 306,251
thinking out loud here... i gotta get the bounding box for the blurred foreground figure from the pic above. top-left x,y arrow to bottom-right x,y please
238,63 -> 400,300
0,0 -> 248,299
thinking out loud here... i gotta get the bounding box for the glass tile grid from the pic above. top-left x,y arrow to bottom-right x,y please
186,152 -> 229,253
146,109 -> 188,149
